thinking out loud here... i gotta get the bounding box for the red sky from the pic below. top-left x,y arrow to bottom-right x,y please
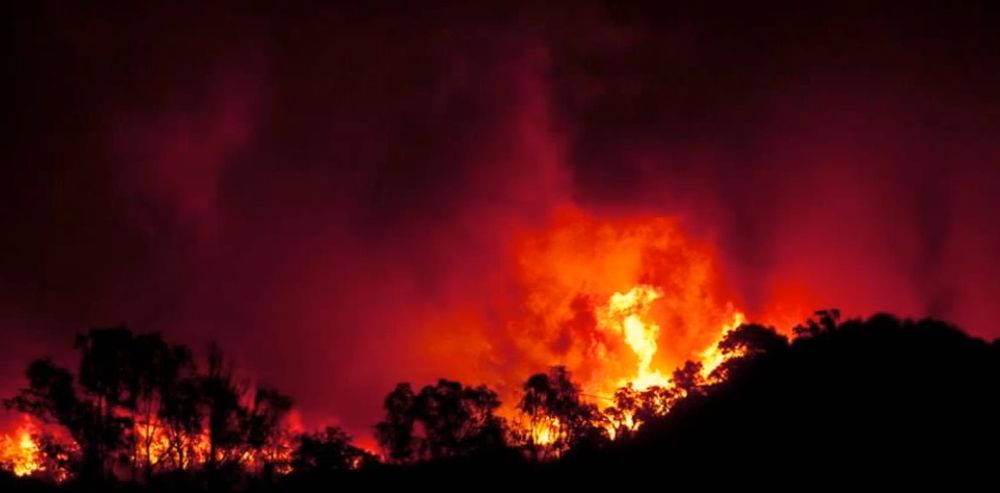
2,1 -> 999,440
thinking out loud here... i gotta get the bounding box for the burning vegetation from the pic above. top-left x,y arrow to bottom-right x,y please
0,209 -> 805,482
5,209 -> 997,486
6,311 -> 1000,486
0,209 -> 784,481
0,416 -> 40,477
414,208 -> 775,448
0,330 -> 312,482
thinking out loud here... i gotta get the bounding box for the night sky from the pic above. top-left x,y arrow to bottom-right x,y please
3,1 -> 1000,441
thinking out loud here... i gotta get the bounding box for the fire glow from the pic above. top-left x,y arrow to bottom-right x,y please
597,285 -> 671,390
425,207 -> 791,442
489,209 -> 775,449
0,416 -> 41,477
503,208 -> 763,397
0,207 -> 806,475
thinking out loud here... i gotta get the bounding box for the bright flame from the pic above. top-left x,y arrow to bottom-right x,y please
596,285 -> 670,390
422,207 -> 783,401
0,417 -> 42,477
593,288 -> 748,436
134,418 -> 173,468
419,207 -> 803,452
530,417 -> 560,446
598,286 -> 748,391
698,308 -> 747,380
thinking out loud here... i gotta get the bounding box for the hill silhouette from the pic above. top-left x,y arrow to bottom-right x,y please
3,313 -> 999,490
559,314 -> 1000,483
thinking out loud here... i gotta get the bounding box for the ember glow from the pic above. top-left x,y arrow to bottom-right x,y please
699,311 -> 748,381
131,404 -> 299,474
0,416 -> 41,477
514,209 -> 759,396
3,1 -> 1000,469
529,418 -> 560,448
597,285 -> 671,390
426,208 -> 772,416
132,417 -> 209,471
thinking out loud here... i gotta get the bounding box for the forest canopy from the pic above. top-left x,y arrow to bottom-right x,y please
3,312 -> 999,490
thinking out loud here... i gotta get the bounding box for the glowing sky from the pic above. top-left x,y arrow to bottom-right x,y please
3,2 -> 999,441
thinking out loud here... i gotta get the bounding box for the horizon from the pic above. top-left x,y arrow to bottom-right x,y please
3,2 -> 1000,483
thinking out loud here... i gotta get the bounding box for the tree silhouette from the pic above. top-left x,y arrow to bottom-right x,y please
519,366 -> 608,458
4,328 -> 304,484
73,327 -> 146,479
374,383 -> 416,463
671,361 -> 705,397
5,313 -> 1000,486
199,342 -> 246,471
293,427 -> 374,473
4,359 -> 104,479
4,327 -> 202,480
591,314 -> 1000,479
243,387 -> 294,476
375,379 -> 506,462
606,384 -> 678,437
710,323 -> 788,380
792,309 -> 841,339
157,375 -> 202,471
128,333 -> 196,477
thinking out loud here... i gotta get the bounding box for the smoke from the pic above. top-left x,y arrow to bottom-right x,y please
2,2 -> 999,439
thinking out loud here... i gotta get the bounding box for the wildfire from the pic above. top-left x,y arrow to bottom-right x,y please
529,417 -> 560,447
597,285 -> 748,390
698,308 -> 747,381
131,416 -> 296,474
132,417 -> 211,471
423,206 -> 783,445
0,416 -> 41,477
591,285 -> 747,438
596,285 -> 670,390
0,206 -> 805,474
504,208 -> 759,399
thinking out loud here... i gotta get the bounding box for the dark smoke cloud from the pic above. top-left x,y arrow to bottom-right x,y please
548,1 -> 1000,330
2,1 -> 999,439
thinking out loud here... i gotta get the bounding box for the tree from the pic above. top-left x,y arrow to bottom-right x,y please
606,315 -> 1000,478
606,384 -> 678,437
4,359 -> 108,480
199,342 -> 246,470
711,323 -> 789,380
718,324 -> 788,357
793,309 -> 841,339
519,366 -> 608,458
293,427 -> 374,473
672,361 -> 705,397
243,387 -> 294,475
5,327 -> 198,480
374,383 -> 416,463
157,375 -> 203,470
128,333 -> 196,477
5,328 -> 300,482
73,327 -> 146,479
375,379 -> 506,462
4,360 -> 78,428
6,327 -> 176,480
414,380 -> 505,459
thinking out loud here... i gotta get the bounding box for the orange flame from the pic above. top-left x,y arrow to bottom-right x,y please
698,309 -> 747,381
596,285 -> 670,390
132,417 -> 211,471
423,207 -> 787,440
507,208 -> 756,398
0,416 -> 42,477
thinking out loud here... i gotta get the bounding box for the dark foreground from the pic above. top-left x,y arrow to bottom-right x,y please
4,314 -> 999,490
